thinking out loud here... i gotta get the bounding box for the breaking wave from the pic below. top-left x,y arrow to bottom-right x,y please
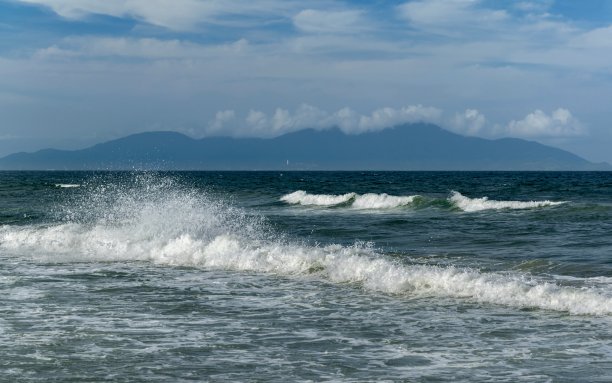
281,190 -> 566,212
281,190 -> 356,206
281,191 -> 418,209
449,191 -> 566,212
0,175 -> 608,315
55,184 -> 80,188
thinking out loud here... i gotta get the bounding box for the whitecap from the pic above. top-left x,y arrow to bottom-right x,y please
352,193 -> 417,209
450,191 -> 565,212
280,190 -> 355,206
280,191 -> 418,209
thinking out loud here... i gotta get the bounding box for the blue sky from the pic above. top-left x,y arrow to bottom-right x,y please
1,0 -> 611,162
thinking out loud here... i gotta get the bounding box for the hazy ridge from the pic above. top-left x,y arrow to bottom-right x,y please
0,124 -> 608,170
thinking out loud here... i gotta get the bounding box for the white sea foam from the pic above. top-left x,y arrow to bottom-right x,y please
0,177 -> 608,316
55,184 -> 80,188
450,191 -> 565,212
280,191 -> 417,209
2,223 -> 610,315
352,193 -> 417,209
280,190 -> 356,206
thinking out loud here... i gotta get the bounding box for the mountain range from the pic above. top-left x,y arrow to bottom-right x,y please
0,124 -> 608,170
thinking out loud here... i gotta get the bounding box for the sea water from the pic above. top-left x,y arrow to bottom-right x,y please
0,171 -> 611,382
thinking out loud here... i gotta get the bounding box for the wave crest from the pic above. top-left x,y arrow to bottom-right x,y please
280,190 -> 417,209
280,190 -> 356,206
450,191 -> 566,212
352,193 -> 417,209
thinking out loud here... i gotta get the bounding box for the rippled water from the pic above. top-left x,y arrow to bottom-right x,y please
1,171 -> 611,381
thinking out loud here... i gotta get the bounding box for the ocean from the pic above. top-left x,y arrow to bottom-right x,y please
1,171 -> 611,382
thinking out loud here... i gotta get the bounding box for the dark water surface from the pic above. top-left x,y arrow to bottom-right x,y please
1,171 -> 611,382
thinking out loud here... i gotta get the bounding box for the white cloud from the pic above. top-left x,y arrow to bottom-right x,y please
209,106 -> 586,141
349,105 -> 442,133
17,0 -> 297,31
245,110 -> 267,131
208,110 -> 236,133
397,0 -> 508,34
35,36 -> 250,59
571,25 -> 612,49
204,104 -> 442,137
514,1 -> 553,13
505,108 -> 585,138
449,109 -> 486,135
293,9 -> 366,34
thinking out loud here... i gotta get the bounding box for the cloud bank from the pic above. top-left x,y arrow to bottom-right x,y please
505,108 -> 585,138
17,0 -> 297,31
203,104 -> 585,141
450,109 -> 487,136
293,9 -> 366,34
398,0 -> 508,35
448,108 -> 585,139
205,104 -> 443,137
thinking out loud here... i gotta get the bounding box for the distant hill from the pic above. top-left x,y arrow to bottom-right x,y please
0,124 -> 608,170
